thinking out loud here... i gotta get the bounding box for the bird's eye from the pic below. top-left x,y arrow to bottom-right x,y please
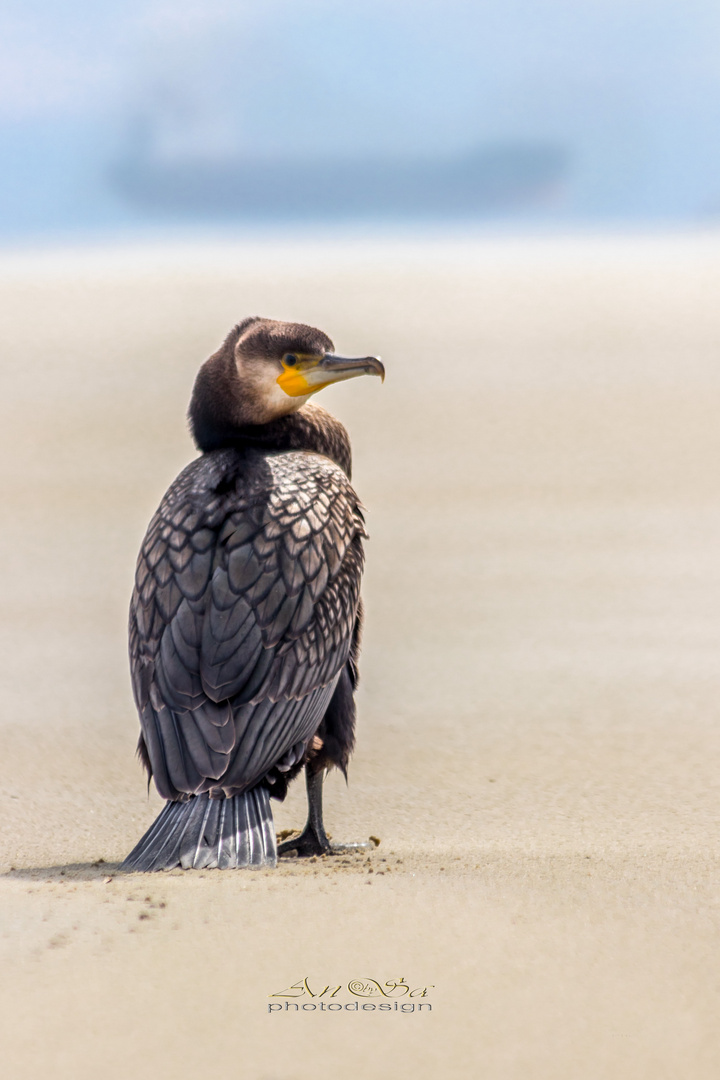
284,354 -> 298,366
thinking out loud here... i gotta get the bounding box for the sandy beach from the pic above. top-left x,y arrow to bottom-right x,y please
1,230 -> 720,1078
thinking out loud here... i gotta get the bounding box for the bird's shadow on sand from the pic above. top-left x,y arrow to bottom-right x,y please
3,862 -> 125,882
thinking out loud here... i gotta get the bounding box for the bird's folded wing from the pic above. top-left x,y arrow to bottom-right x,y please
129,449 -> 366,798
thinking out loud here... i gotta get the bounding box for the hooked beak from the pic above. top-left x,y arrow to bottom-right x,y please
320,353 -> 385,383
277,352 -> 385,398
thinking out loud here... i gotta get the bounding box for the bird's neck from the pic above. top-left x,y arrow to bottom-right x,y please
231,405 -> 353,478
192,402 -> 353,479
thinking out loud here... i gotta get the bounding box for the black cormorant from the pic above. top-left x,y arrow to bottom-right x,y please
122,317 -> 384,871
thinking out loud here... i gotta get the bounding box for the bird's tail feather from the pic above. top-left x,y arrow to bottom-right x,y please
121,788 -> 277,871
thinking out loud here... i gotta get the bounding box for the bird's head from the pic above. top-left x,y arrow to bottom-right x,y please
189,316 -> 384,449
234,317 -> 384,419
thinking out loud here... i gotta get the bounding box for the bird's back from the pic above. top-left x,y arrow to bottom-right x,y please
129,444 -> 366,802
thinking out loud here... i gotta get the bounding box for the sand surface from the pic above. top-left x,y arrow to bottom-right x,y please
2,231 -> 720,1077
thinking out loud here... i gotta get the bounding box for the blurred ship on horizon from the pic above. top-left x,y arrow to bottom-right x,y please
109,125 -> 570,221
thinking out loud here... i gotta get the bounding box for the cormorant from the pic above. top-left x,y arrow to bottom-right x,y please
122,317 -> 384,871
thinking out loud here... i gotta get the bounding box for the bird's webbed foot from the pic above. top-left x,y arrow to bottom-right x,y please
277,824 -> 333,858
277,829 -> 372,858
277,766 -> 374,858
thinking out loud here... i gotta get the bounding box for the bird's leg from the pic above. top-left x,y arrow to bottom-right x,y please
277,766 -> 373,857
278,767 -> 330,856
